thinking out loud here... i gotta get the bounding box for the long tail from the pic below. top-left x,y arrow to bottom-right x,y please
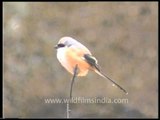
95,70 -> 128,95
83,54 -> 128,94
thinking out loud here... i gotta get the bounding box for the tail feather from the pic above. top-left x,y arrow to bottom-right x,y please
95,70 -> 128,95
83,54 -> 128,94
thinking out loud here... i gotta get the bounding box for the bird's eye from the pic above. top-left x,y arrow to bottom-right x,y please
58,43 -> 65,48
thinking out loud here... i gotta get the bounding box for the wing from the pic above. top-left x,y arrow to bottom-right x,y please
84,54 -> 101,71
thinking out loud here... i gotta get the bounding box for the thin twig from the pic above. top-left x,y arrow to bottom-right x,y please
66,64 -> 78,118
70,64 -> 78,99
66,102 -> 70,118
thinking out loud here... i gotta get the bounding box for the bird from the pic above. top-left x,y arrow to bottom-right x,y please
55,37 -> 128,98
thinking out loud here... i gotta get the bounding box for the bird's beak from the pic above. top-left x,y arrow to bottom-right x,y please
54,44 -> 58,49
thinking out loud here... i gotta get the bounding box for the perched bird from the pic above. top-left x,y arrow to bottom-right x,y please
55,37 -> 128,96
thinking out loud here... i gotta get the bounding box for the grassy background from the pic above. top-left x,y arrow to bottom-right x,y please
3,2 -> 158,118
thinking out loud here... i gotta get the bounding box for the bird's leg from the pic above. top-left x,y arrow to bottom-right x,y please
70,64 -> 78,99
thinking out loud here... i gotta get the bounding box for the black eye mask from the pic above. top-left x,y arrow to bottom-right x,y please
55,43 -> 65,49
58,43 -> 65,48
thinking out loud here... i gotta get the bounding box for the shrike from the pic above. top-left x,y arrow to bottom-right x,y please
55,37 -> 128,98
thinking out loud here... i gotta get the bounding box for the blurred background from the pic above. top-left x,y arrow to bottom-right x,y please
3,2 -> 158,118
